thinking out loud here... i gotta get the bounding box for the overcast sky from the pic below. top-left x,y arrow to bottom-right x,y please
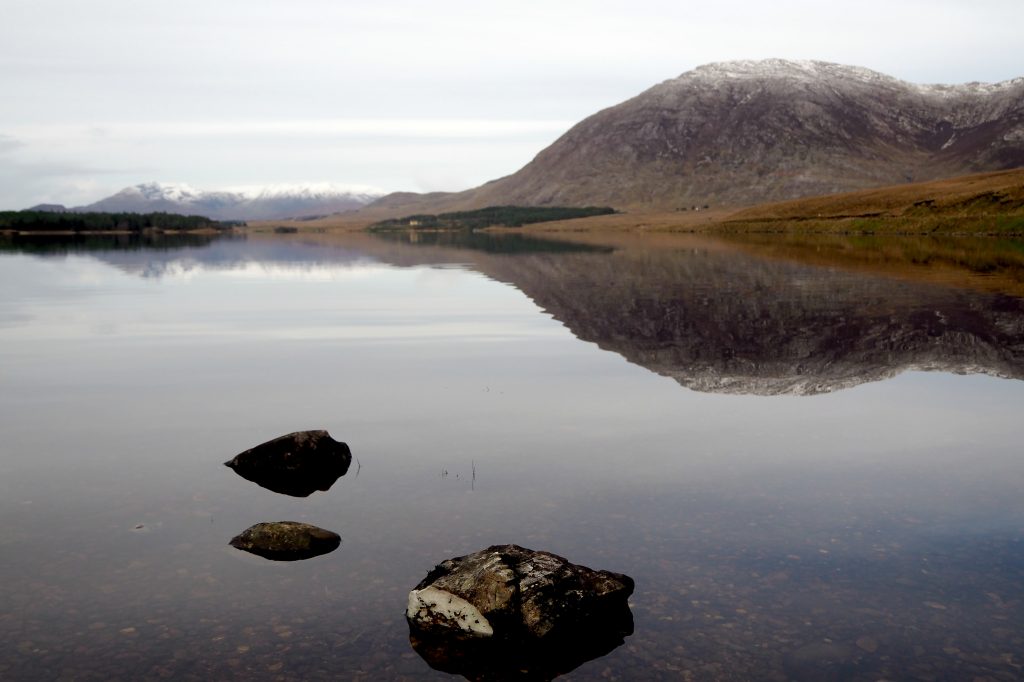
1,0 -> 1022,209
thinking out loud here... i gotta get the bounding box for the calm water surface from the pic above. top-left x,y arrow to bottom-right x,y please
1,232 -> 1023,681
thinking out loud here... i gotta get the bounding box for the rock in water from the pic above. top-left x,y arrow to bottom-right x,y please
229,521 -> 340,561
224,430 -> 352,497
406,544 -> 634,679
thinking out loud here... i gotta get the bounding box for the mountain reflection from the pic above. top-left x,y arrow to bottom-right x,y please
359,232 -> 1024,395
371,229 -> 613,255
0,233 -> 371,279
9,231 -> 1024,395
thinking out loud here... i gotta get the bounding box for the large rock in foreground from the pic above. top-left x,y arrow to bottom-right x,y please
224,430 -> 352,497
229,521 -> 340,561
407,544 -> 634,679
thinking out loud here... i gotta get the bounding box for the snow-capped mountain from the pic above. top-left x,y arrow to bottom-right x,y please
374,58 -> 1024,211
77,182 -> 384,220
464,58 -> 1024,207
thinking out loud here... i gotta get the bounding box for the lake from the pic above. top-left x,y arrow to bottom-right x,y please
1,231 -> 1023,681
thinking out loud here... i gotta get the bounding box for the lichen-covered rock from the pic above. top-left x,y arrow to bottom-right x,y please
406,544 -> 634,678
224,430 -> 351,497
229,521 -> 340,561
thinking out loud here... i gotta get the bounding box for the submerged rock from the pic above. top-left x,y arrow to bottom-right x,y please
224,430 -> 352,497
228,521 -> 340,561
406,544 -> 634,679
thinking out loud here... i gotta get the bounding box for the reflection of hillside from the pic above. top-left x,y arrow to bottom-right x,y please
717,233 -> 1024,299
498,250 -> 1024,394
371,229 -> 613,255
5,234 -> 374,279
354,232 -> 1024,395
9,231 -> 1023,395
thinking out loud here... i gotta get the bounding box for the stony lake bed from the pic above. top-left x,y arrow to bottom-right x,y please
1,230 -> 1023,680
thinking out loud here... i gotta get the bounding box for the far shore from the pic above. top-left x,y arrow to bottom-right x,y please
1,228 -> 234,237
246,168 -> 1024,238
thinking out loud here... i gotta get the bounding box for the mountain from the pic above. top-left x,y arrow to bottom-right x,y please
25,203 -> 68,213
76,182 -> 383,220
369,59 -> 1024,212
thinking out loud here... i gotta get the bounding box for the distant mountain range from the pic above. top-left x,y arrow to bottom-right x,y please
29,182 -> 383,221
26,60 -> 1024,217
367,59 -> 1024,212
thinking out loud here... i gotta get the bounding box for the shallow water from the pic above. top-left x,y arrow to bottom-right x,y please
1,232 -> 1022,681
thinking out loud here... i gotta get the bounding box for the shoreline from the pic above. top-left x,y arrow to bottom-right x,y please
1,228 -> 236,237
244,168 -> 1024,238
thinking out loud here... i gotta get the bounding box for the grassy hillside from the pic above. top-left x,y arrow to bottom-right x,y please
246,169 -> 1024,238
720,169 -> 1024,235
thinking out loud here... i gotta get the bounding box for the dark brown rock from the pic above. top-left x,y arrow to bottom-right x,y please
406,544 -> 633,679
228,521 -> 340,561
224,430 -> 351,497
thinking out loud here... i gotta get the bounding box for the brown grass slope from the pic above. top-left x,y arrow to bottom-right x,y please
255,168 -> 1024,237
721,168 -> 1024,234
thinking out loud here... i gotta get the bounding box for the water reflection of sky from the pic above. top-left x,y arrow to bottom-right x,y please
0,252 -> 550,344
1,236 -> 1023,681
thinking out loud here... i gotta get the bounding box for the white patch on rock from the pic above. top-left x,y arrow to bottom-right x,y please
406,586 -> 494,637
1004,127 -> 1024,143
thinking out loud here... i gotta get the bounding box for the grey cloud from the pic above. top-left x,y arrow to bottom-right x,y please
0,134 -> 25,154
9,161 -> 139,178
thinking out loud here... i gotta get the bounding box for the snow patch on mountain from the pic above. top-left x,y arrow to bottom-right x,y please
128,182 -> 203,203
224,182 -> 384,201
78,181 -> 385,220
685,59 -> 1024,97
689,59 -> 900,86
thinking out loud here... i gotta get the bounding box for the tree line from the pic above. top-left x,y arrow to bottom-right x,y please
0,210 -> 229,232
369,205 -> 616,231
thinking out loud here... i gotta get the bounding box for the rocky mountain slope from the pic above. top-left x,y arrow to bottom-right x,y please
371,59 -> 1024,212
76,182 -> 382,221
